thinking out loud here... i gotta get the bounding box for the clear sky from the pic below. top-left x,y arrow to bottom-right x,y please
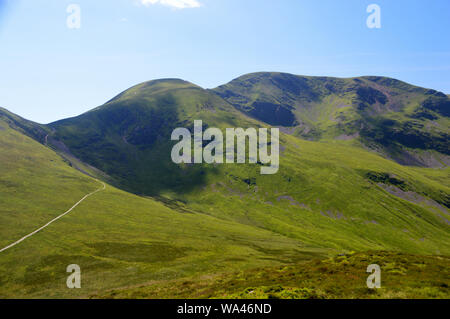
1,0 -> 449,123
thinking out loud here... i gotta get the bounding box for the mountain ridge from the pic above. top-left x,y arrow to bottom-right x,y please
212,72 -> 449,167
1,72 -> 449,171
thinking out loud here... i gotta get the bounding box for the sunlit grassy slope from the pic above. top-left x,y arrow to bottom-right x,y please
0,117 -> 323,298
0,118 -> 98,247
177,134 -> 450,255
0,109 -> 448,298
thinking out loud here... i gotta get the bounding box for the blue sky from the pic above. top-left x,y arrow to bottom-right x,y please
1,0 -> 449,123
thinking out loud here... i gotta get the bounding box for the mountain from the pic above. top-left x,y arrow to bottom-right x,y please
38,74 -> 450,256
48,79 -> 263,195
46,74 -> 450,197
0,72 -> 449,298
213,72 -> 450,167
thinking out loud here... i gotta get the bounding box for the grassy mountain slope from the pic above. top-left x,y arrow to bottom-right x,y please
43,78 -> 450,256
213,72 -> 450,167
0,107 -> 49,144
0,114 -> 320,298
178,134 -> 450,255
0,114 -> 99,248
49,79 -> 266,195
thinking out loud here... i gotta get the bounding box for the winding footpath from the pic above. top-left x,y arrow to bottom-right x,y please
0,180 -> 106,253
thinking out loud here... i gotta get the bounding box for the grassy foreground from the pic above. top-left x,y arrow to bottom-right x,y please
93,251 -> 450,299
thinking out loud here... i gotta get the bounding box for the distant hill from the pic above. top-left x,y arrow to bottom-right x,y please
213,72 -> 450,167
39,73 -> 449,197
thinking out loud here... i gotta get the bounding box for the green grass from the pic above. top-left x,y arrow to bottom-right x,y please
0,119 -> 98,248
0,117 -> 326,298
0,181 -> 325,298
1,116 -> 448,298
93,251 -> 449,299
178,133 -> 450,255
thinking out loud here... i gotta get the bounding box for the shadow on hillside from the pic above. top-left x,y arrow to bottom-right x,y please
50,95 -> 220,198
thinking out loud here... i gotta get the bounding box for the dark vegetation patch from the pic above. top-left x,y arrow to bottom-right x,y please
434,192 -> 450,209
87,242 -> 189,263
126,99 -> 179,148
22,255 -> 113,288
299,127 -> 323,141
93,96 -> 179,149
227,240 -> 322,264
150,196 -> 194,214
355,86 -> 388,110
270,74 -> 318,99
439,197 -> 450,209
0,179 -> 21,188
410,107 -> 439,120
421,96 -> 450,117
211,88 -> 250,107
424,89 -> 447,98
361,118 -> 450,155
364,171 -> 410,191
247,102 -> 297,126
227,174 -> 258,187
50,95 -> 219,196
243,177 -> 256,186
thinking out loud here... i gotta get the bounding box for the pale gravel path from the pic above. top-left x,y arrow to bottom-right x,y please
0,180 -> 105,253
